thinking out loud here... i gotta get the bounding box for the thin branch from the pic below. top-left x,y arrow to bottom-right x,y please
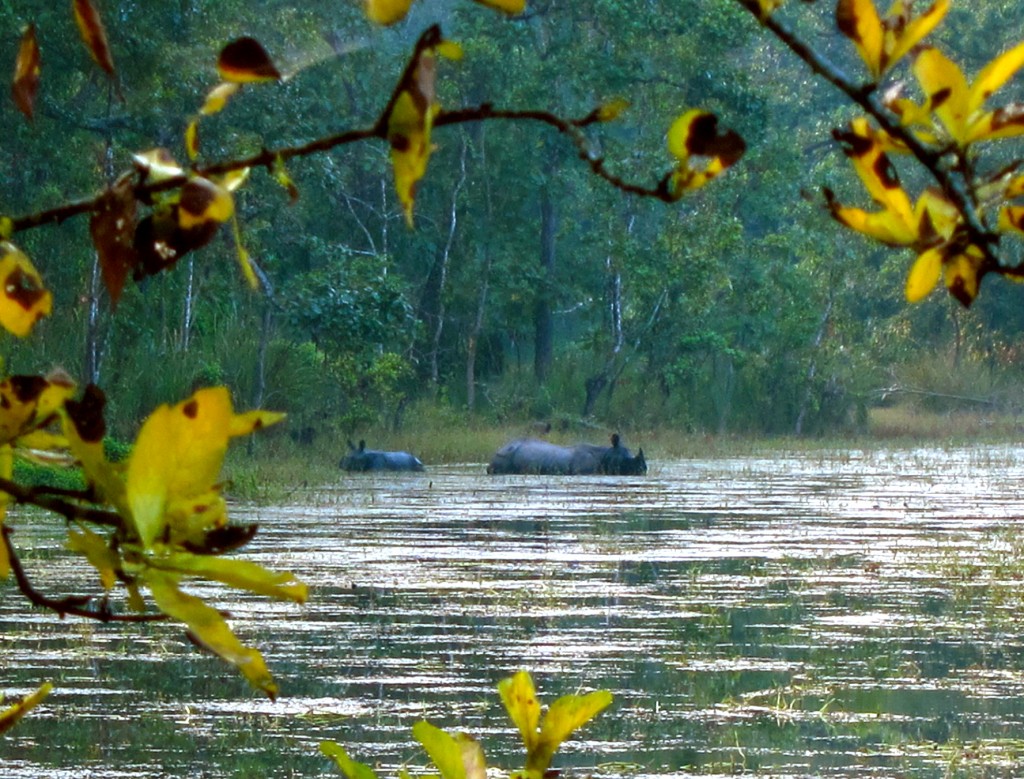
8,104 -> 675,238
0,476 -> 122,528
437,105 -> 677,201
733,1 -> 1000,264
2,526 -> 166,623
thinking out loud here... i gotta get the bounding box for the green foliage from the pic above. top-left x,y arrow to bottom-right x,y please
321,671 -> 611,779
279,249 -> 418,362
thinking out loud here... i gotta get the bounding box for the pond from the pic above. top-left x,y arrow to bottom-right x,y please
3,446 -> 1024,777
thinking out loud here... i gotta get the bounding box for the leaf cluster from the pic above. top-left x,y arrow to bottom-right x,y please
321,671 -> 612,779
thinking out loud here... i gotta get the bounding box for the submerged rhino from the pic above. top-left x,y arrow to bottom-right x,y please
487,433 -> 646,475
340,439 -> 425,472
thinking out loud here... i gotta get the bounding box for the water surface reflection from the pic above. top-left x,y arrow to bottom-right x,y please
3,446 -> 1024,777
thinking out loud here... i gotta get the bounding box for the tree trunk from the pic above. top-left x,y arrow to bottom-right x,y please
84,255 -> 102,385
253,302 -> 273,409
534,181 -> 556,383
467,129 -> 494,412
795,298 -> 833,436
180,256 -> 195,352
84,108 -> 116,385
428,137 -> 467,388
581,256 -> 623,417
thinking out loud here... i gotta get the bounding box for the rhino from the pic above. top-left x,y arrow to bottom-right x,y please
340,439 -> 425,472
487,433 -> 646,475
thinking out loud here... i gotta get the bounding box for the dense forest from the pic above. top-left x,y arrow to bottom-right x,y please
5,0 -> 1024,443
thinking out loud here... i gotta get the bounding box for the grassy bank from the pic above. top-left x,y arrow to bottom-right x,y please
220,401 -> 1024,503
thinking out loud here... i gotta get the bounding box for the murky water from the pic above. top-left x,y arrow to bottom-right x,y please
4,446 -> 1024,777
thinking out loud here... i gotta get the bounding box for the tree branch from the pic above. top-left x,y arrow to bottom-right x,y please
733,0 -> 1000,267
8,102 -> 677,238
2,526 -> 166,623
0,476 -> 123,528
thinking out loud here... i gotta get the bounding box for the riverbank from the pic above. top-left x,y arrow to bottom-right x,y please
221,404 -> 1024,503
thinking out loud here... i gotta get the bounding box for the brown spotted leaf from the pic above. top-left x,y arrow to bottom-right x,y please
0,242 -> 51,337
217,37 -> 280,83
11,24 -> 40,121
72,0 -> 115,76
383,26 -> 456,226
89,176 -> 138,306
664,109 -> 745,198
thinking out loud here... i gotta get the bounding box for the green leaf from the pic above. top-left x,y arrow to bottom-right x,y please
536,690 -> 614,758
320,741 -> 380,779
413,721 -> 487,779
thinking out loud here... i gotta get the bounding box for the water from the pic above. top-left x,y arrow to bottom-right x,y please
4,446 -> 1024,777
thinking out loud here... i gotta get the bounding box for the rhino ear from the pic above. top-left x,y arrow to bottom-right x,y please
347,439 -> 357,451
358,439 -> 366,452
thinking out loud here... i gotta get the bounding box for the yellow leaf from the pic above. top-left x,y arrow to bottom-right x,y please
366,0 -> 416,25
836,0 -> 883,78
752,0 -> 785,18
229,408 -> 286,437
0,242 -> 51,337
913,47 -> 970,144
470,0 -> 525,14
595,98 -> 630,122
126,388 -> 234,549
67,526 -> 120,590
0,375 -> 58,445
152,553 -> 307,603
178,177 -> 234,230
968,40 -> 1024,116
665,110 -> 745,197
64,384 -> 127,511
526,689 -> 613,774
12,24 -> 41,122
835,120 -> 914,223
200,82 -> 241,116
905,246 -> 944,303
132,149 -> 184,183
72,0 -> 115,76
219,168 -> 251,193
185,120 -> 200,161
228,213 -> 260,290
457,732 -> 487,779
146,570 -> 279,699
826,202 -> 918,245
126,388 -> 281,550
271,155 -> 300,202
435,41 -> 464,61
499,671 -> 541,752
386,27 -> 453,227
943,246 -> 984,307
884,0 -> 948,74
320,742 -> 380,779
838,0 -> 947,78
389,91 -> 436,227
0,681 -> 52,734
999,204 -> 1024,236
